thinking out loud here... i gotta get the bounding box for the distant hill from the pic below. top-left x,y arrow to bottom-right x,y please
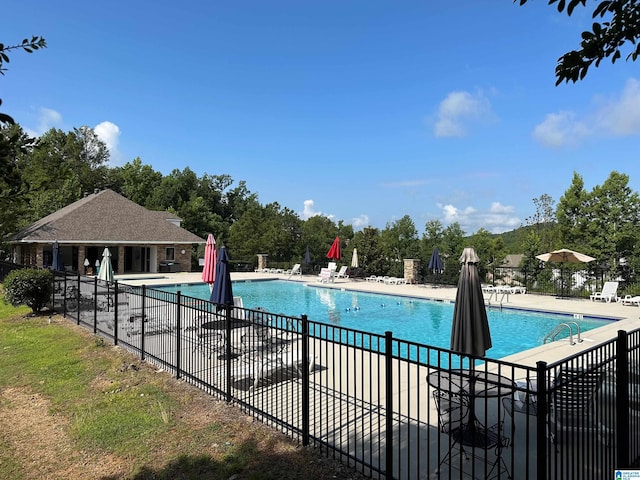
487,223 -> 556,254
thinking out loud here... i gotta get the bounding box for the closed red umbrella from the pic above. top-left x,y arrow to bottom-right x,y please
202,234 -> 217,292
326,236 -> 341,261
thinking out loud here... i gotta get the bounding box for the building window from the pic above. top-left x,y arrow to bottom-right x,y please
166,247 -> 175,261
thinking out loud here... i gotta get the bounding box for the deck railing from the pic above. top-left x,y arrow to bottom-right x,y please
8,266 -> 640,479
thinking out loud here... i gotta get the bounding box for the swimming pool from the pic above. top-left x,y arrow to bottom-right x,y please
160,280 -> 612,360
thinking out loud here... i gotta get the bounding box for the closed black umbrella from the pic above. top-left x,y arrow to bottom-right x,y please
451,247 -> 492,357
428,246 -> 444,285
51,240 -> 63,271
450,247 -> 493,437
210,247 -> 233,310
210,247 -> 238,365
304,244 -> 312,265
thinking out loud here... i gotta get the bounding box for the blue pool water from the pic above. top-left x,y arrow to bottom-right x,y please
160,280 -> 612,360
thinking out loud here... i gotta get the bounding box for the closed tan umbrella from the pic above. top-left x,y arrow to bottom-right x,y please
351,248 -> 359,268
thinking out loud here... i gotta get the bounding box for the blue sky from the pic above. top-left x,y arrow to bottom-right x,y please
4,1 -> 639,234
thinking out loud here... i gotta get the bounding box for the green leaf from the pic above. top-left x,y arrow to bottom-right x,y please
593,1 -> 612,18
567,0 -> 585,16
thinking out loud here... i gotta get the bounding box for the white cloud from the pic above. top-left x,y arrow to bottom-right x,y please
532,111 -> 590,147
380,179 -> 429,188
593,77 -> 640,136
301,199 -> 320,219
94,121 -> 122,165
351,214 -> 370,230
433,90 -> 494,138
24,107 -> 63,137
438,201 -> 520,234
533,77 -> 640,147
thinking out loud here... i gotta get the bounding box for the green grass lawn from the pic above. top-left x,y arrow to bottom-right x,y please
0,302 -> 360,480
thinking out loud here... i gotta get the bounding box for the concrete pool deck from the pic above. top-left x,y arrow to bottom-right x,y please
115,270 -> 640,367
112,271 -> 638,478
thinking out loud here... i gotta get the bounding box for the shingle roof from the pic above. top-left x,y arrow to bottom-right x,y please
9,189 -> 205,245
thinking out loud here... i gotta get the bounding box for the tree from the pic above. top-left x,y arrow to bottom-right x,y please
0,124 -> 34,242
0,36 -> 46,124
352,227 -> 387,275
19,127 -> 110,222
380,215 -> 420,277
556,172 -> 589,248
469,228 -> 507,280
525,193 -> 559,253
518,0 -> 640,85
228,202 -> 302,263
300,215 -> 339,269
440,222 -> 466,283
586,171 -> 640,281
112,157 -> 163,206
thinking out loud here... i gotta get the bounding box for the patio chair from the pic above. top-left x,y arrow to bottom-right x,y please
240,324 -> 277,354
621,295 -> 640,306
432,389 -> 510,479
590,281 -> 619,303
193,327 -> 224,359
317,268 -> 334,283
335,266 -> 349,279
548,368 -> 609,445
286,263 -> 301,277
232,347 -> 316,390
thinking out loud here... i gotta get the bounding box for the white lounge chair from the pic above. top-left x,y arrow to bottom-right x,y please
317,268 -> 334,283
286,263 -> 301,277
590,281 -> 619,303
233,349 -> 316,390
621,295 -> 640,306
365,275 -> 378,282
482,285 -> 495,293
335,266 -> 349,279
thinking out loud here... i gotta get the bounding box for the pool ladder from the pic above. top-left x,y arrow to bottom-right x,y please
487,289 -> 509,309
543,322 -> 583,345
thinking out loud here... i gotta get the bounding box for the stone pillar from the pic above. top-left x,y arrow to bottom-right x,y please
118,245 -> 125,274
257,254 -> 268,271
403,258 -> 421,284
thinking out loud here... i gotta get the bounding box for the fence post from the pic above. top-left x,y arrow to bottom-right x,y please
114,281 -> 119,345
51,271 -> 56,313
141,285 -> 146,360
616,330 -> 630,467
225,303 -> 232,403
385,331 -> 393,480
93,276 -> 98,333
301,315 -> 310,446
63,272 -> 68,317
536,360 -> 548,480
76,274 -> 81,325
176,292 -> 182,379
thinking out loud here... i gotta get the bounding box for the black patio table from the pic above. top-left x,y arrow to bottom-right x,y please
427,369 -> 516,398
201,317 -> 251,359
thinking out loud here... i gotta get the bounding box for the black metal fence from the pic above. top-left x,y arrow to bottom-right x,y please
6,264 -> 640,479
491,265 -> 600,299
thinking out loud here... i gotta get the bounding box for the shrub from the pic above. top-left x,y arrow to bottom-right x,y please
3,268 -> 53,313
